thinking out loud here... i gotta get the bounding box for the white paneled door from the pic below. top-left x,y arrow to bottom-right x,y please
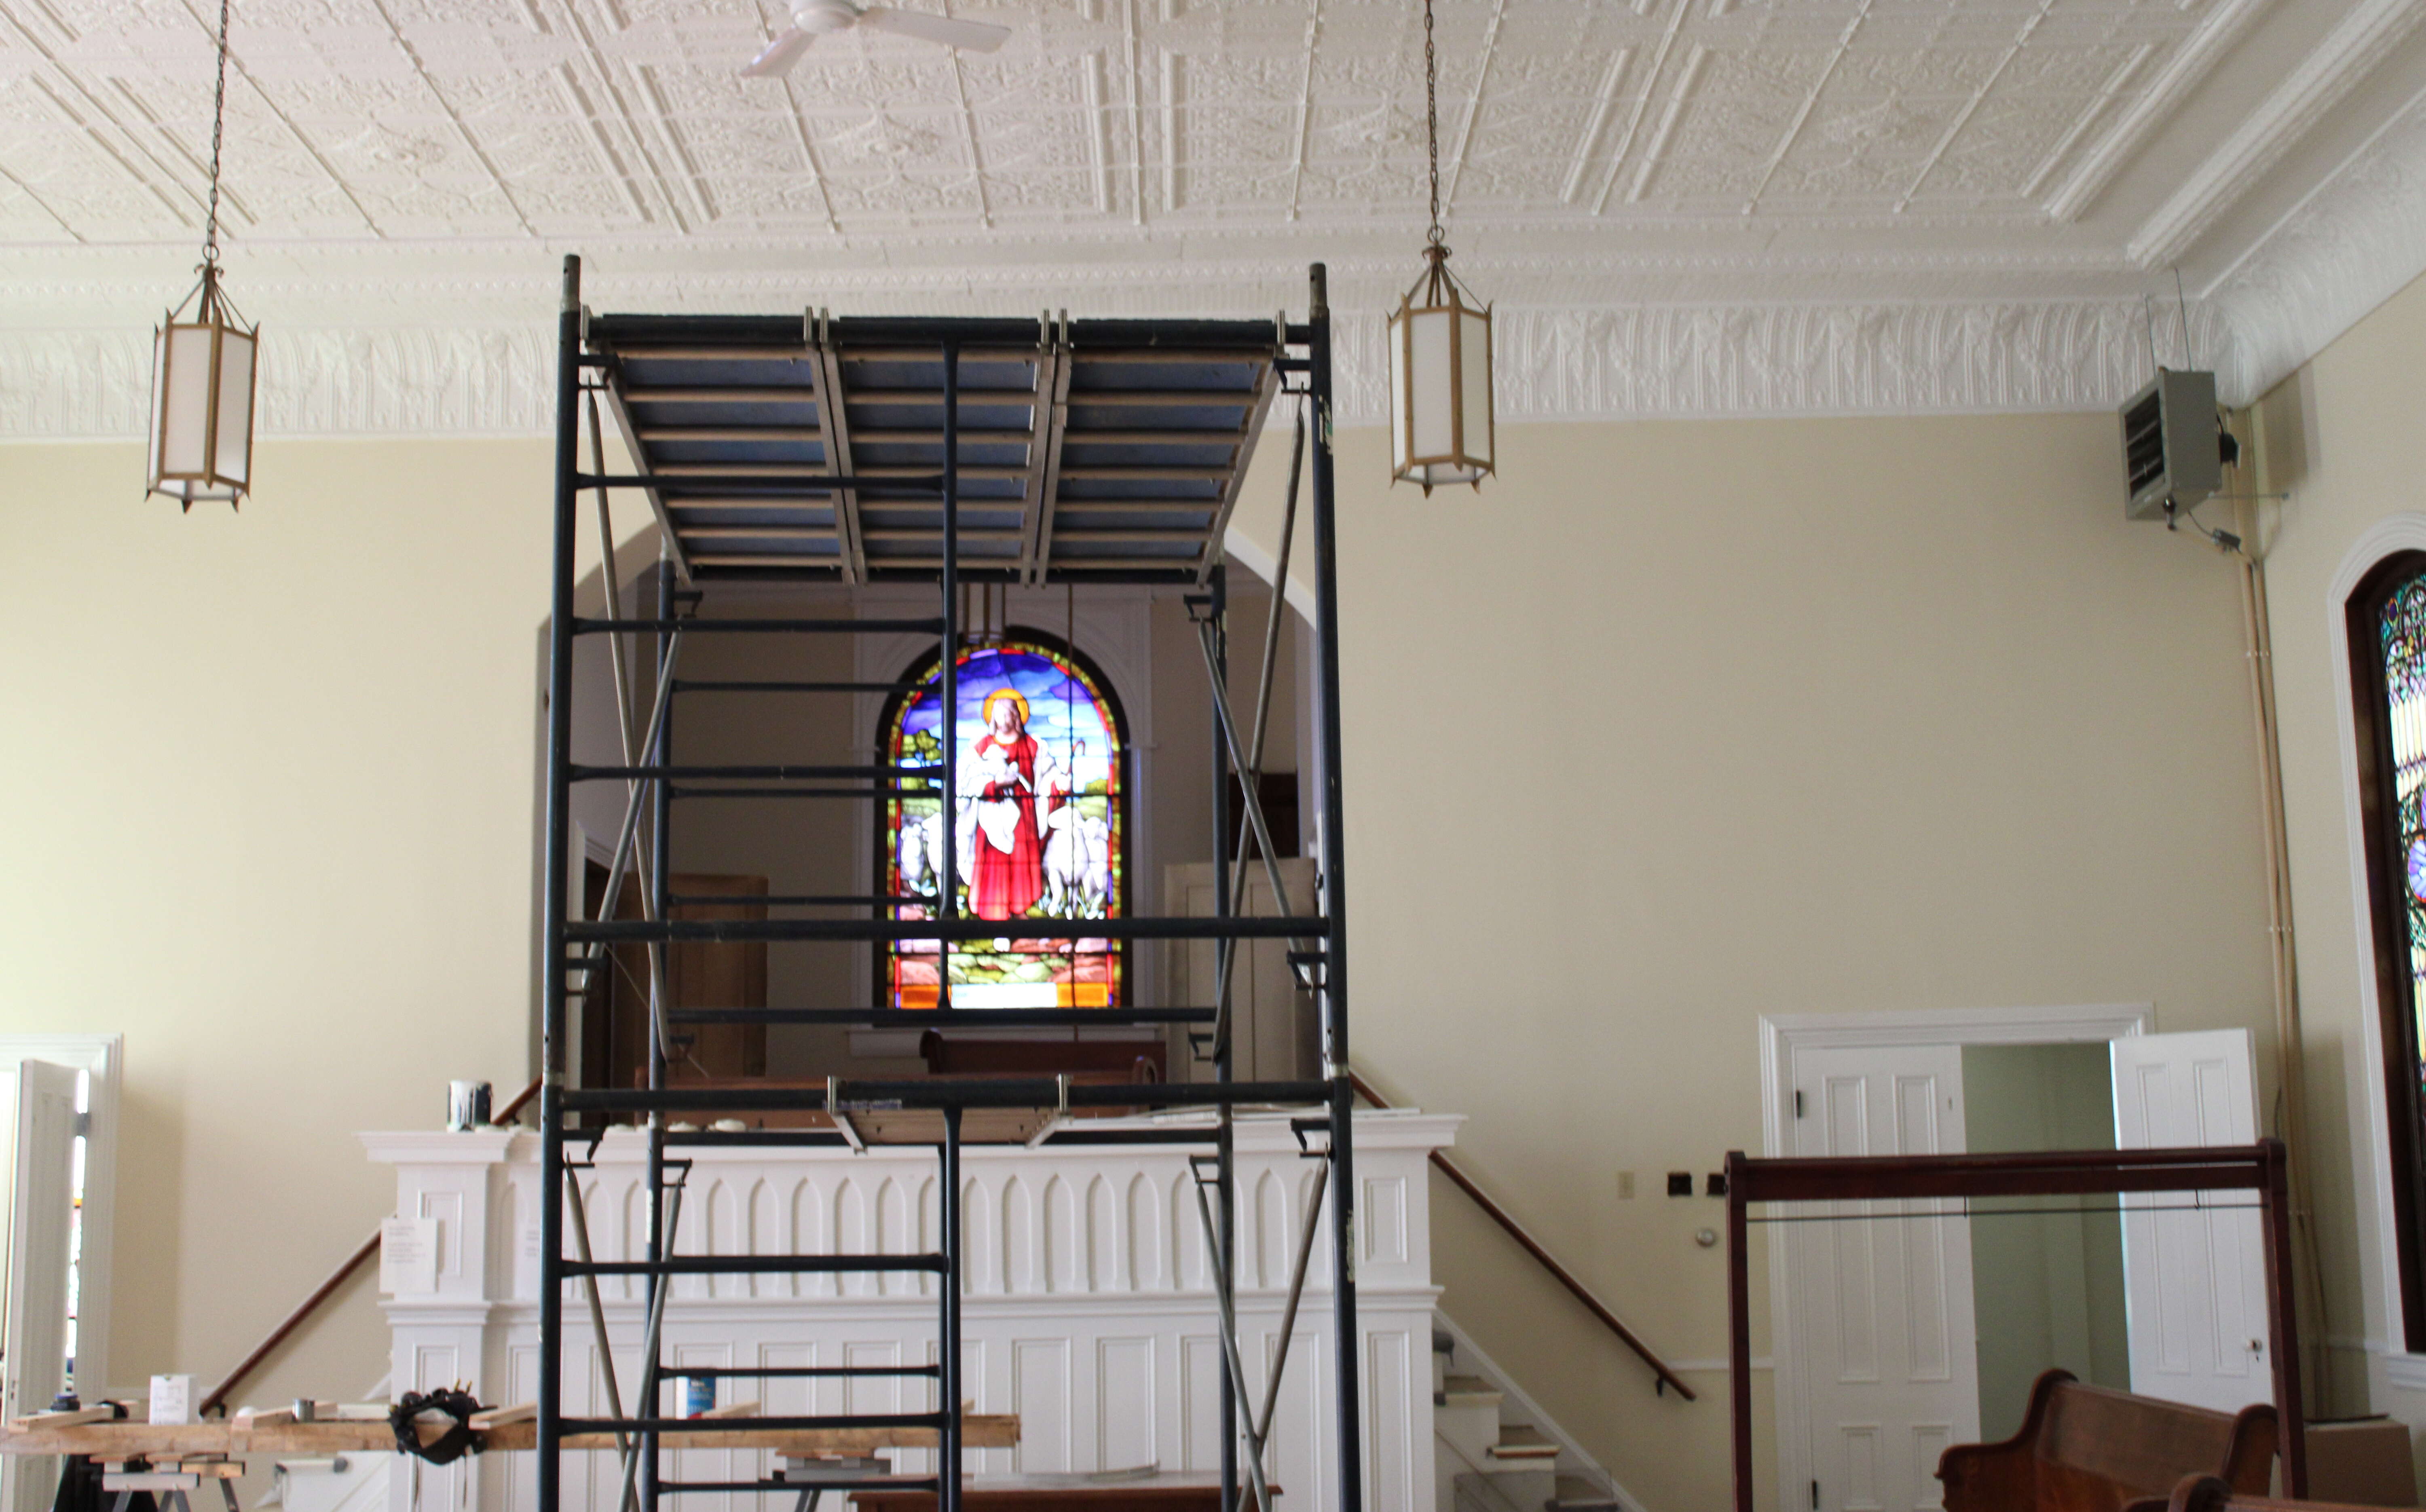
2108,1030 -> 2272,1414
1791,1045 -> 1978,1512
2,1060 -> 80,1512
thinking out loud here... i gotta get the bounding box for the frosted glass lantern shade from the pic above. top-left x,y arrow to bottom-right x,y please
1387,270 -> 1492,493
147,297 -> 257,509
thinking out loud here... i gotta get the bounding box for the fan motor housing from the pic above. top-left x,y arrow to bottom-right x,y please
2120,367 -> 2223,521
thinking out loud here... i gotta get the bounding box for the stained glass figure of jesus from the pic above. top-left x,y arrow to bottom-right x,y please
964,687 -> 1065,922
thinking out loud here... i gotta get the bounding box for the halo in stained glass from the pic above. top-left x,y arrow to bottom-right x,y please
881,636 -> 1126,1011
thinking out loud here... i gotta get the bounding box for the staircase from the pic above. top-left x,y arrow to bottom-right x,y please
1431,1321 -> 1638,1512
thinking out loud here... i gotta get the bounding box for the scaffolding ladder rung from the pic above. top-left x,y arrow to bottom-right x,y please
561,1255 -> 946,1276
658,1482 -> 942,1497
666,1007 -> 1217,1026
558,1414 -> 948,1434
565,915 -> 1321,943
573,617 -> 944,636
667,1365 -> 943,1379
571,763 -> 939,782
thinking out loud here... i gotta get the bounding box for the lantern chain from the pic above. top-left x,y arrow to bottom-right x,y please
1422,0 -> 1443,247
202,0 -> 231,272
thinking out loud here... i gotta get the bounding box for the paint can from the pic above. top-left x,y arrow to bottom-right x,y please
447,1080 -> 492,1132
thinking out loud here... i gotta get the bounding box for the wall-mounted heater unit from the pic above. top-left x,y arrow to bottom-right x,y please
2121,367 -> 2223,520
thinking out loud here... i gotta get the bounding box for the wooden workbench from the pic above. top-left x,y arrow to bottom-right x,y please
0,1416 -> 1020,1458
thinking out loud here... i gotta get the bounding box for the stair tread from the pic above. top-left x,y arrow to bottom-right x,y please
1440,1372 -> 1503,1408
1488,1425 -> 1559,1459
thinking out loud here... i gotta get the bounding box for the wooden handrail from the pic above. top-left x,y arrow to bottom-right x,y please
1344,1069 -> 1697,1402
200,1076 -> 543,1416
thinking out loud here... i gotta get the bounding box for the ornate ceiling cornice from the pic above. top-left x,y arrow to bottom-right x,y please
10,3 -> 2426,435
2203,78 -> 2426,406
0,293 -> 2232,439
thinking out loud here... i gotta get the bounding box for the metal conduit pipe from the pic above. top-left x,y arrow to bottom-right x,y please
2227,436 -> 2330,1417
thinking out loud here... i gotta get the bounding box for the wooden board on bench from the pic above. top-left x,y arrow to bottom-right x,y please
0,1415 -> 1020,1458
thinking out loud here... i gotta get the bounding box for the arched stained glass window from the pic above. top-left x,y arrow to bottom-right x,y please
2353,552 -> 2426,1348
880,634 -> 1126,1011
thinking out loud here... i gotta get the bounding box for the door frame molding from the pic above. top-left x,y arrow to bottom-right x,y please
1758,1004 -> 2153,1512
0,1036 -> 120,1400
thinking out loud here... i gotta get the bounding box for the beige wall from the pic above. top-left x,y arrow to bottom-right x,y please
1222,408 -> 2277,1510
2247,264 -> 2426,1453
0,437 -> 558,1415
0,386 -> 2288,1509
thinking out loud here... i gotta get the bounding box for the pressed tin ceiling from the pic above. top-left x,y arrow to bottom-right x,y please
8,0 -> 2426,430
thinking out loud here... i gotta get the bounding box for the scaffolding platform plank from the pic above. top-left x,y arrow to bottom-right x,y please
590,314 -> 1283,587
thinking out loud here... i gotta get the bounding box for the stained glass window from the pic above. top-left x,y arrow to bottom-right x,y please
2357,554 -> 2426,1349
2386,577 -> 2426,1090
881,636 -> 1125,1011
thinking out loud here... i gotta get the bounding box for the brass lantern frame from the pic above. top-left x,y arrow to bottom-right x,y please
146,264 -> 258,511
1388,243 -> 1494,494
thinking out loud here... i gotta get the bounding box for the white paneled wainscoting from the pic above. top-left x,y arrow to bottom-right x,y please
366,1111 -> 1456,1512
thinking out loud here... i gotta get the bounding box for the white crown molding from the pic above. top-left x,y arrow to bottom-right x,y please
0,296 -> 2228,440
2045,0 -> 2274,225
2204,77 -> 2426,405
2130,0 -> 2426,269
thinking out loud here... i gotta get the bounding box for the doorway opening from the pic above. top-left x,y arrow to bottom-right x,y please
1759,1007 -> 2276,1511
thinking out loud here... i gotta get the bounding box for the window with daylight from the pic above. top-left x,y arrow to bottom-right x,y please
2352,551 -> 2426,1349
880,634 -> 1126,1011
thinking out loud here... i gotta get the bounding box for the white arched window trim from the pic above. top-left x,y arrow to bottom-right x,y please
2327,513 -> 2426,1385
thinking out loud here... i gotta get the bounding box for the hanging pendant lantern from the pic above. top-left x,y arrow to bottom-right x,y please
1388,0 -> 1491,494
148,265 -> 257,510
1388,246 -> 1492,492
147,0 -> 258,511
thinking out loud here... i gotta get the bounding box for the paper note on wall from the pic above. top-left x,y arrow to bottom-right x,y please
380,1215 -> 439,1294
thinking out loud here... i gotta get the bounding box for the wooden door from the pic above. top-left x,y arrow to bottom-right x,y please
606,873 -> 769,1091
2109,1029 -> 2271,1412
1790,1043 -> 1978,1512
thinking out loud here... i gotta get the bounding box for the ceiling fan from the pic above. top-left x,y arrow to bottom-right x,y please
741,0 -> 1010,74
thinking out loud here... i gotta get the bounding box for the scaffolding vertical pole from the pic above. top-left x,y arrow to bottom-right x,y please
642,554 -> 674,1512
939,1106 -> 965,1512
1208,563 -> 1238,1512
1308,262 -> 1363,1512
939,339 -> 960,1007
539,252 -> 581,1512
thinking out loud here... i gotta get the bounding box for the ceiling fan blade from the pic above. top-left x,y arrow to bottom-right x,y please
740,27 -> 818,76
858,8 -> 1010,51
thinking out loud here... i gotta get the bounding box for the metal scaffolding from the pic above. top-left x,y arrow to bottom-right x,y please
536,256 -> 1360,1512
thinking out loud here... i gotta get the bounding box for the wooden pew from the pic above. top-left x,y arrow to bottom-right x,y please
1938,1371 -> 2277,1512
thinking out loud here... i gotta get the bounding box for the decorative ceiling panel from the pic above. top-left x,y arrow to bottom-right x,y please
0,0 -> 2382,247
8,0 -> 2426,432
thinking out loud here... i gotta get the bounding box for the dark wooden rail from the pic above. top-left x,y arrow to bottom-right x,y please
200,1077 -> 543,1416
1722,1141 -> 2303,1510
1344,1069 -> 1695,1401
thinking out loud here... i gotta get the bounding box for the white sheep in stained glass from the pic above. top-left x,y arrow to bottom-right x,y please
1043,805 -> 1110,917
